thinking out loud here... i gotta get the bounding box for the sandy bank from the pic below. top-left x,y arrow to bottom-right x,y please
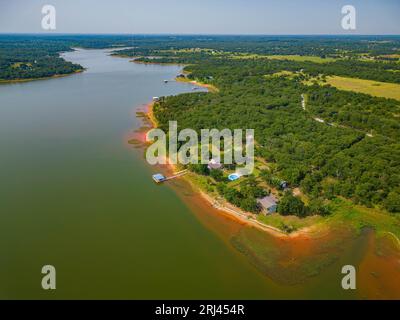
142,101 -> 321,240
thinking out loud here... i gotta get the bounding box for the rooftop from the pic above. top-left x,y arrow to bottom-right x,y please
208,159 -> 222,170
258,195 -> 277,209
152,174 -> 166,183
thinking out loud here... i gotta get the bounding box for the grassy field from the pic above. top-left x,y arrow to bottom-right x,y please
11,62 -> 32,68
378,54 -> 400,60
264,70 -> 297,79
257,197 -> 400,241
265,55 -> 336,63
325,76 -> 400,101
230,53 -> 336,63
257,213 -> 324,232
325,198 -> 400,240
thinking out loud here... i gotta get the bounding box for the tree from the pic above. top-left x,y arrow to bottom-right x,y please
278,192 -> 307,217
222,187 -> 242,207
240,175 -> 267,198
308,198 -> 331,216
240,197 -> 260,213
384,192 -> 400,213
188,164 -> 209,175
210,169 -> 224,182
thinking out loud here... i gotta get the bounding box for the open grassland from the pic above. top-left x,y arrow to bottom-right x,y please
326,76 -> 400,101
264,70 -> 297,79
229,53 -> 336,63
378,54 -> 400,60
324,198 -> 400,239
11,62 -> 32,68
257,213 -> 324,232
258,197 -> 400,240
265,55 -> 336,63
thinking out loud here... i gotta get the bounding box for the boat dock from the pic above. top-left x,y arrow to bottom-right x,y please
152,169 -> 188,183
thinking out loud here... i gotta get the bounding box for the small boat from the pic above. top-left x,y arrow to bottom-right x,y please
164,80 -> 168,83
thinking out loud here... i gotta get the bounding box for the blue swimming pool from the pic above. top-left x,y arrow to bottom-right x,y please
228,173 -> 241,181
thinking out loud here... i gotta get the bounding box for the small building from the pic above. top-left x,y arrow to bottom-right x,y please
258,195 -> 278,214
280,181 -> 288,190
152,173 -> 166,183
208,159 -> 222,170
152,97 -> 160,102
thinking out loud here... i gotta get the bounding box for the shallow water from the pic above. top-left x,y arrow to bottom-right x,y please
0,48 -> 398,299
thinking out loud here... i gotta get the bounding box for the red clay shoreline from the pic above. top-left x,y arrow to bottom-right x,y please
125,61 -> 400,299
139,100 -> 323,240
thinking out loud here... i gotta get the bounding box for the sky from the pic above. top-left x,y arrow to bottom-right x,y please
0,0 -> 399,35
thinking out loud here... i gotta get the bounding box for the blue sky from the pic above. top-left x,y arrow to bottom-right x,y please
0,0 -> 399,34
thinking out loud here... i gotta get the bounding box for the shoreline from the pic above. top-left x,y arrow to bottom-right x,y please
175,77 -> 220,93
127,57 -> 219,92
0,69 -> 84,85
131,59 -> 188,67
143,100 -> 319,240
126,55 -> 400,247
112,54 -> 187,67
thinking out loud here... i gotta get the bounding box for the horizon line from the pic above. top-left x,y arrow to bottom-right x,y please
1,32 -> 400,37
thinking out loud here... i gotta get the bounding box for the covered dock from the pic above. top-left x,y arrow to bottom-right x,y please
152,170 -> 188,184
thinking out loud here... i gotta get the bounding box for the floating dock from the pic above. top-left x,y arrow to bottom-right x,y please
152,170 -> 188,184
152,174 -> 166,183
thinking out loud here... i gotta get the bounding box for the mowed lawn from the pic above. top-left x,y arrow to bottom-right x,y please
326,76 -> 400,101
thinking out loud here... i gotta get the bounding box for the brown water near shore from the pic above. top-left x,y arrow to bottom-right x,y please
131,101 -> 400,299
358,235 -> 400,299
169,177 -> 400,299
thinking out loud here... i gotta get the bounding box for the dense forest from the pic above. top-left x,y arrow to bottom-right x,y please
152,72 -> 400,214
0,36 -> 81,80
0,34 -> 133,80
142,43 -> 400,215
1,34 -> 399,216
2,34 -> 400,82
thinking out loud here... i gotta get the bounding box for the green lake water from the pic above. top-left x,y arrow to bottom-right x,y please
0,49 -> 374,299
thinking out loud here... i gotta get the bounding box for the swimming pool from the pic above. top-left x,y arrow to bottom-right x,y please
228,173 -> 241,181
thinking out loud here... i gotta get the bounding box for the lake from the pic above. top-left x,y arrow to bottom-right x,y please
0,48 -> 397,299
